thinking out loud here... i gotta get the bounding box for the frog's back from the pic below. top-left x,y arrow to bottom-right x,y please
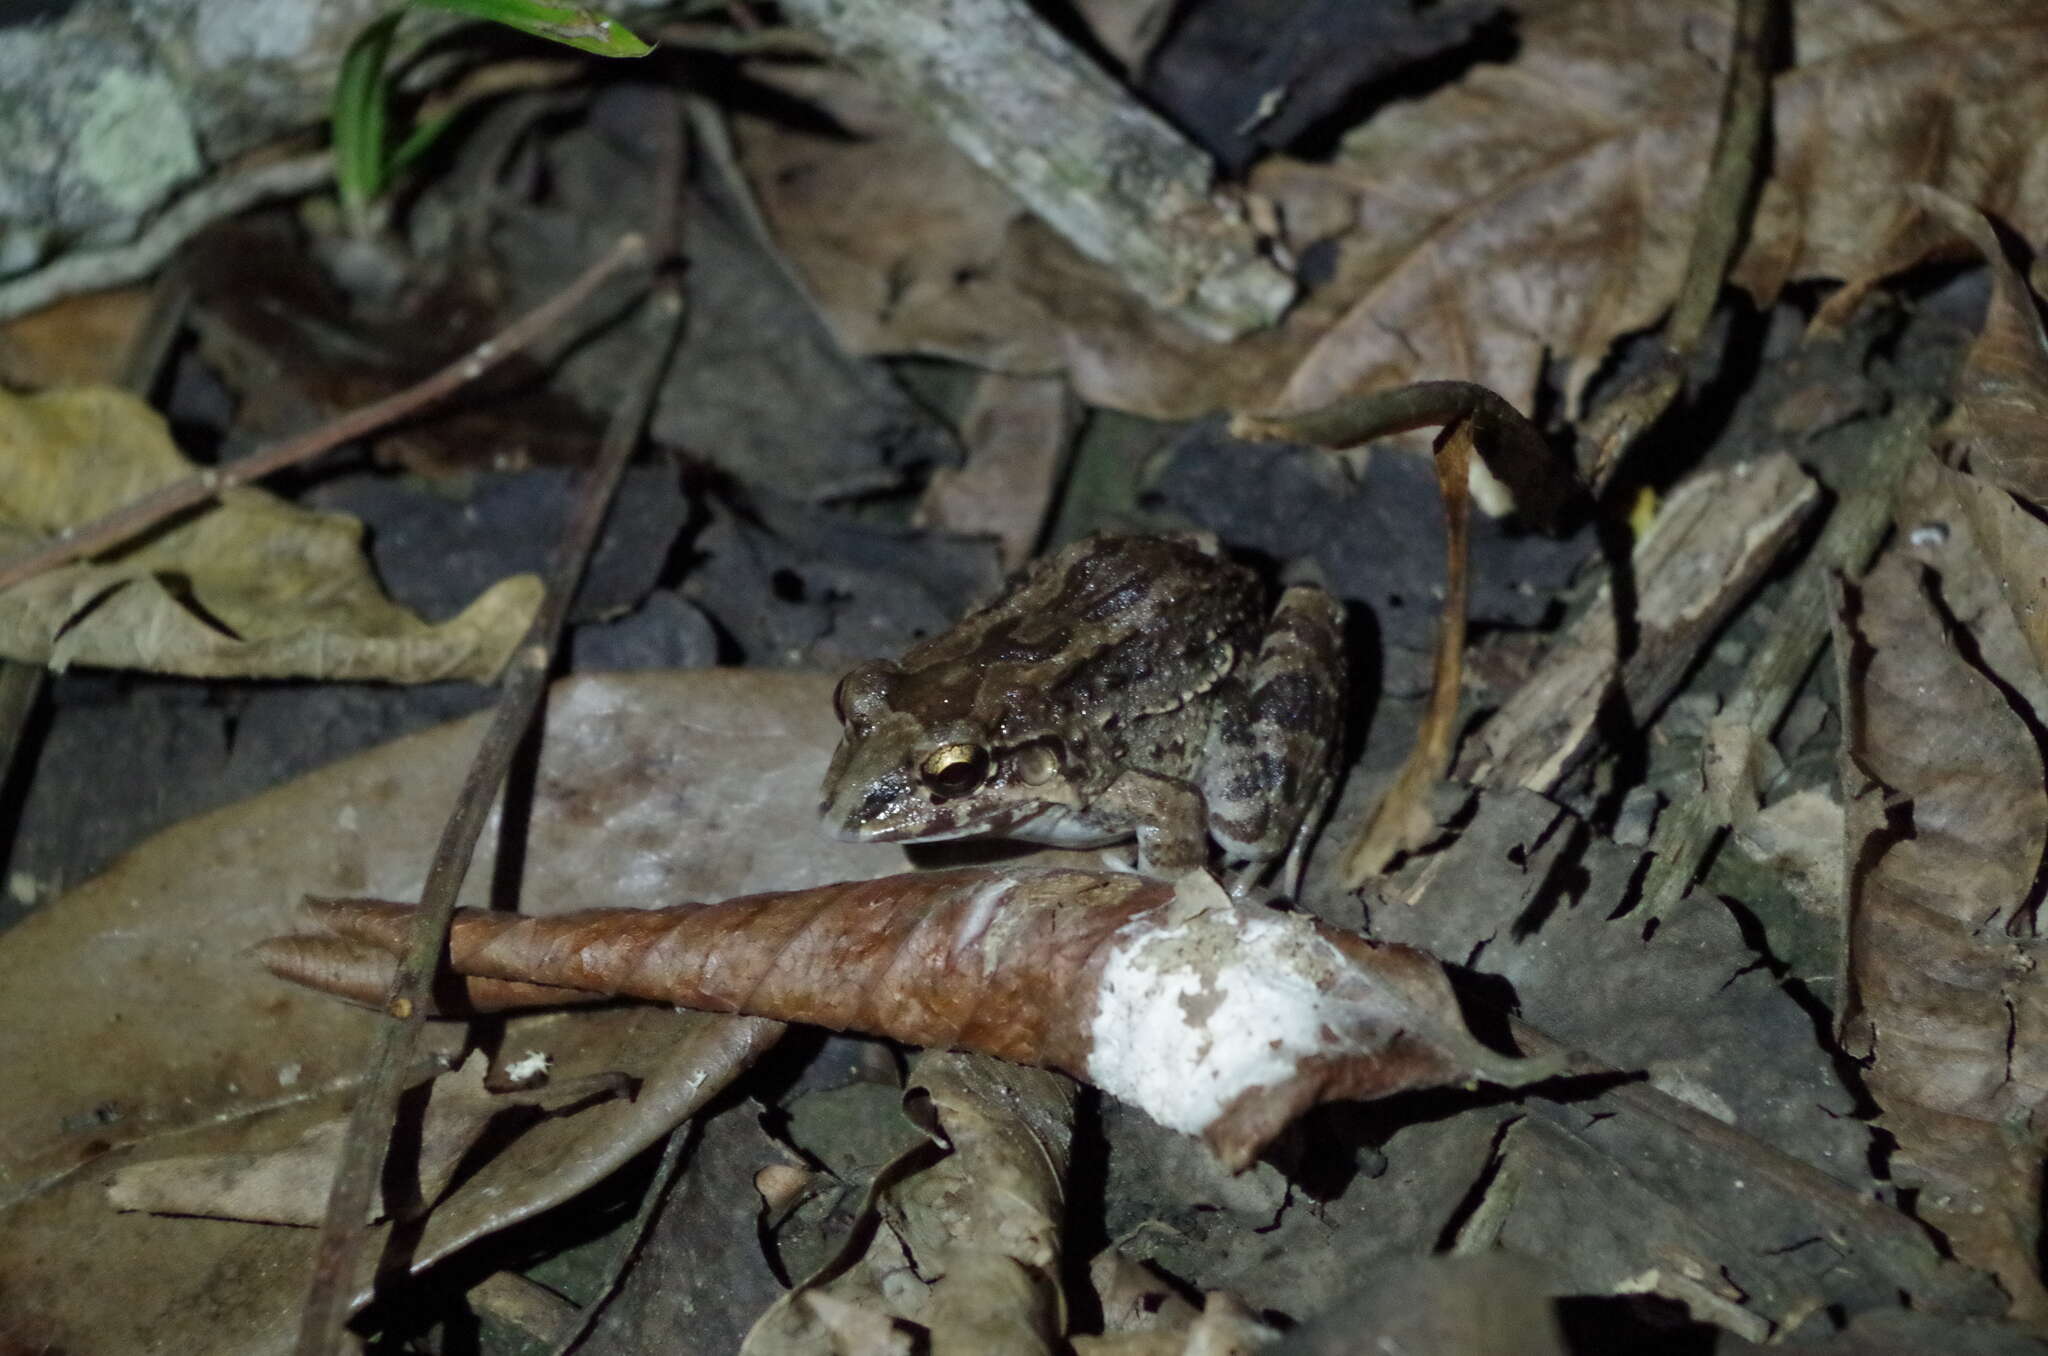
894,534 -> 1263,734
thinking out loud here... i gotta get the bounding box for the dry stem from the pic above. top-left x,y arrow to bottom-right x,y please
0,233 -> 645,596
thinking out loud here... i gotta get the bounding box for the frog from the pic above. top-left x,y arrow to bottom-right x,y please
818,532 -> 1345,895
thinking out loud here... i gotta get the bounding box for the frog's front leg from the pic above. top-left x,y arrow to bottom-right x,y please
1094,768 -> 1211,877
1202,584 -> 1347,896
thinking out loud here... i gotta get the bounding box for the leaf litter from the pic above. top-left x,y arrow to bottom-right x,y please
8,0 -> 2048,1351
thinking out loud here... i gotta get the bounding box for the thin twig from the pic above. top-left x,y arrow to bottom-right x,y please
1665,0 -> 1773,355
0,153 -> 336,325
1340,418 -> 1474,884
292,269 -> 680,1356
0,234 -> 647,596
1635,401 -> 1933,923
1582,0 -> 1773,489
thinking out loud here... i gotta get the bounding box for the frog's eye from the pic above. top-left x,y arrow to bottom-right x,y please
1015,742 -> 1060,786
921,743 -> 990,797
832,672 -> 853,724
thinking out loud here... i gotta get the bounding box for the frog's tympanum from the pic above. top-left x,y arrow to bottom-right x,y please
820,533 -> 1345,893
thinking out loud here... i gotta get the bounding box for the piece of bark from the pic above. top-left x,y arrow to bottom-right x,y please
1459,454 -> 1819,792
777,0 -> 1293,342
265,868 -> 1549,1170
1637,403 -> 1932,919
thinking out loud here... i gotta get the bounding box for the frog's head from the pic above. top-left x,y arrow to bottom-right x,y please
819,660 -> 1084,846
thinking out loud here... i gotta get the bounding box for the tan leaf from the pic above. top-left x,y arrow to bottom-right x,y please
915,372 -> 1076,570
0,385 -> 541,681
1836,458 -> 2048,1318
101,1050 -> 622,1226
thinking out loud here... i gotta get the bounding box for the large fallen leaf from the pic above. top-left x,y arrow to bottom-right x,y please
264,867 -> 1548,1171
0,670 -> 910,1354
1835,458 -> 2048,1319
737,1 -> 2048,427
0,385 -> 541,681
1274,0 -> 2048,414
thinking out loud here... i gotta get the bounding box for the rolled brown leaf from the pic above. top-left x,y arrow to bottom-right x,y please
254,933 -> 608,1015
265,868 -> 1549,1168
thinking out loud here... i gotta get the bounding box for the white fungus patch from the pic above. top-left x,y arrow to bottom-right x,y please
1084,875 -> 1371,1136
502,1050 -> 552,1084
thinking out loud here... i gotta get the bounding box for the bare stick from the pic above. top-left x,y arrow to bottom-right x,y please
292,271 -> 682,1355
0,153 -> 336,325
0,233 -> 647,596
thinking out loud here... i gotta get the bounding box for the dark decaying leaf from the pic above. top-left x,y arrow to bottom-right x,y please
264,867 -> 1546,1170
1836,458 -> 2048,1319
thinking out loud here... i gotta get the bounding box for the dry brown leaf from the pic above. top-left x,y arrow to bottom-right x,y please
0,287 -> 153,390
915,371 -> 1076,569
1272,1 -> 2048,417
744,1051 -> 1074,1356
265,867 -> 1549,1171
739,1 -> 2048,431
1836,457 -> 2048,1319
0,670 -> 908,1353
0,386 -> 541,681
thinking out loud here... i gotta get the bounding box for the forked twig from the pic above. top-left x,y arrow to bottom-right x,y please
0,233 -> 648,596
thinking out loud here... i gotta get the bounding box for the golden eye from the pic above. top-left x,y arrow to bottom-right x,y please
921,743 -> 990,797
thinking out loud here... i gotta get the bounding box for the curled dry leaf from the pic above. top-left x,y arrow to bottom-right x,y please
265,868 -> 1547,1170
1836,459 -> 2048,1318
0,386 -> 542,681
1908,186 -> 2048,505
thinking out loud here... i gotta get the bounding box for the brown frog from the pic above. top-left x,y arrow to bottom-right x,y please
819,533 -> 1345,893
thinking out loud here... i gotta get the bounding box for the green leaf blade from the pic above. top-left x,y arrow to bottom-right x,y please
416,0 -> 652,57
